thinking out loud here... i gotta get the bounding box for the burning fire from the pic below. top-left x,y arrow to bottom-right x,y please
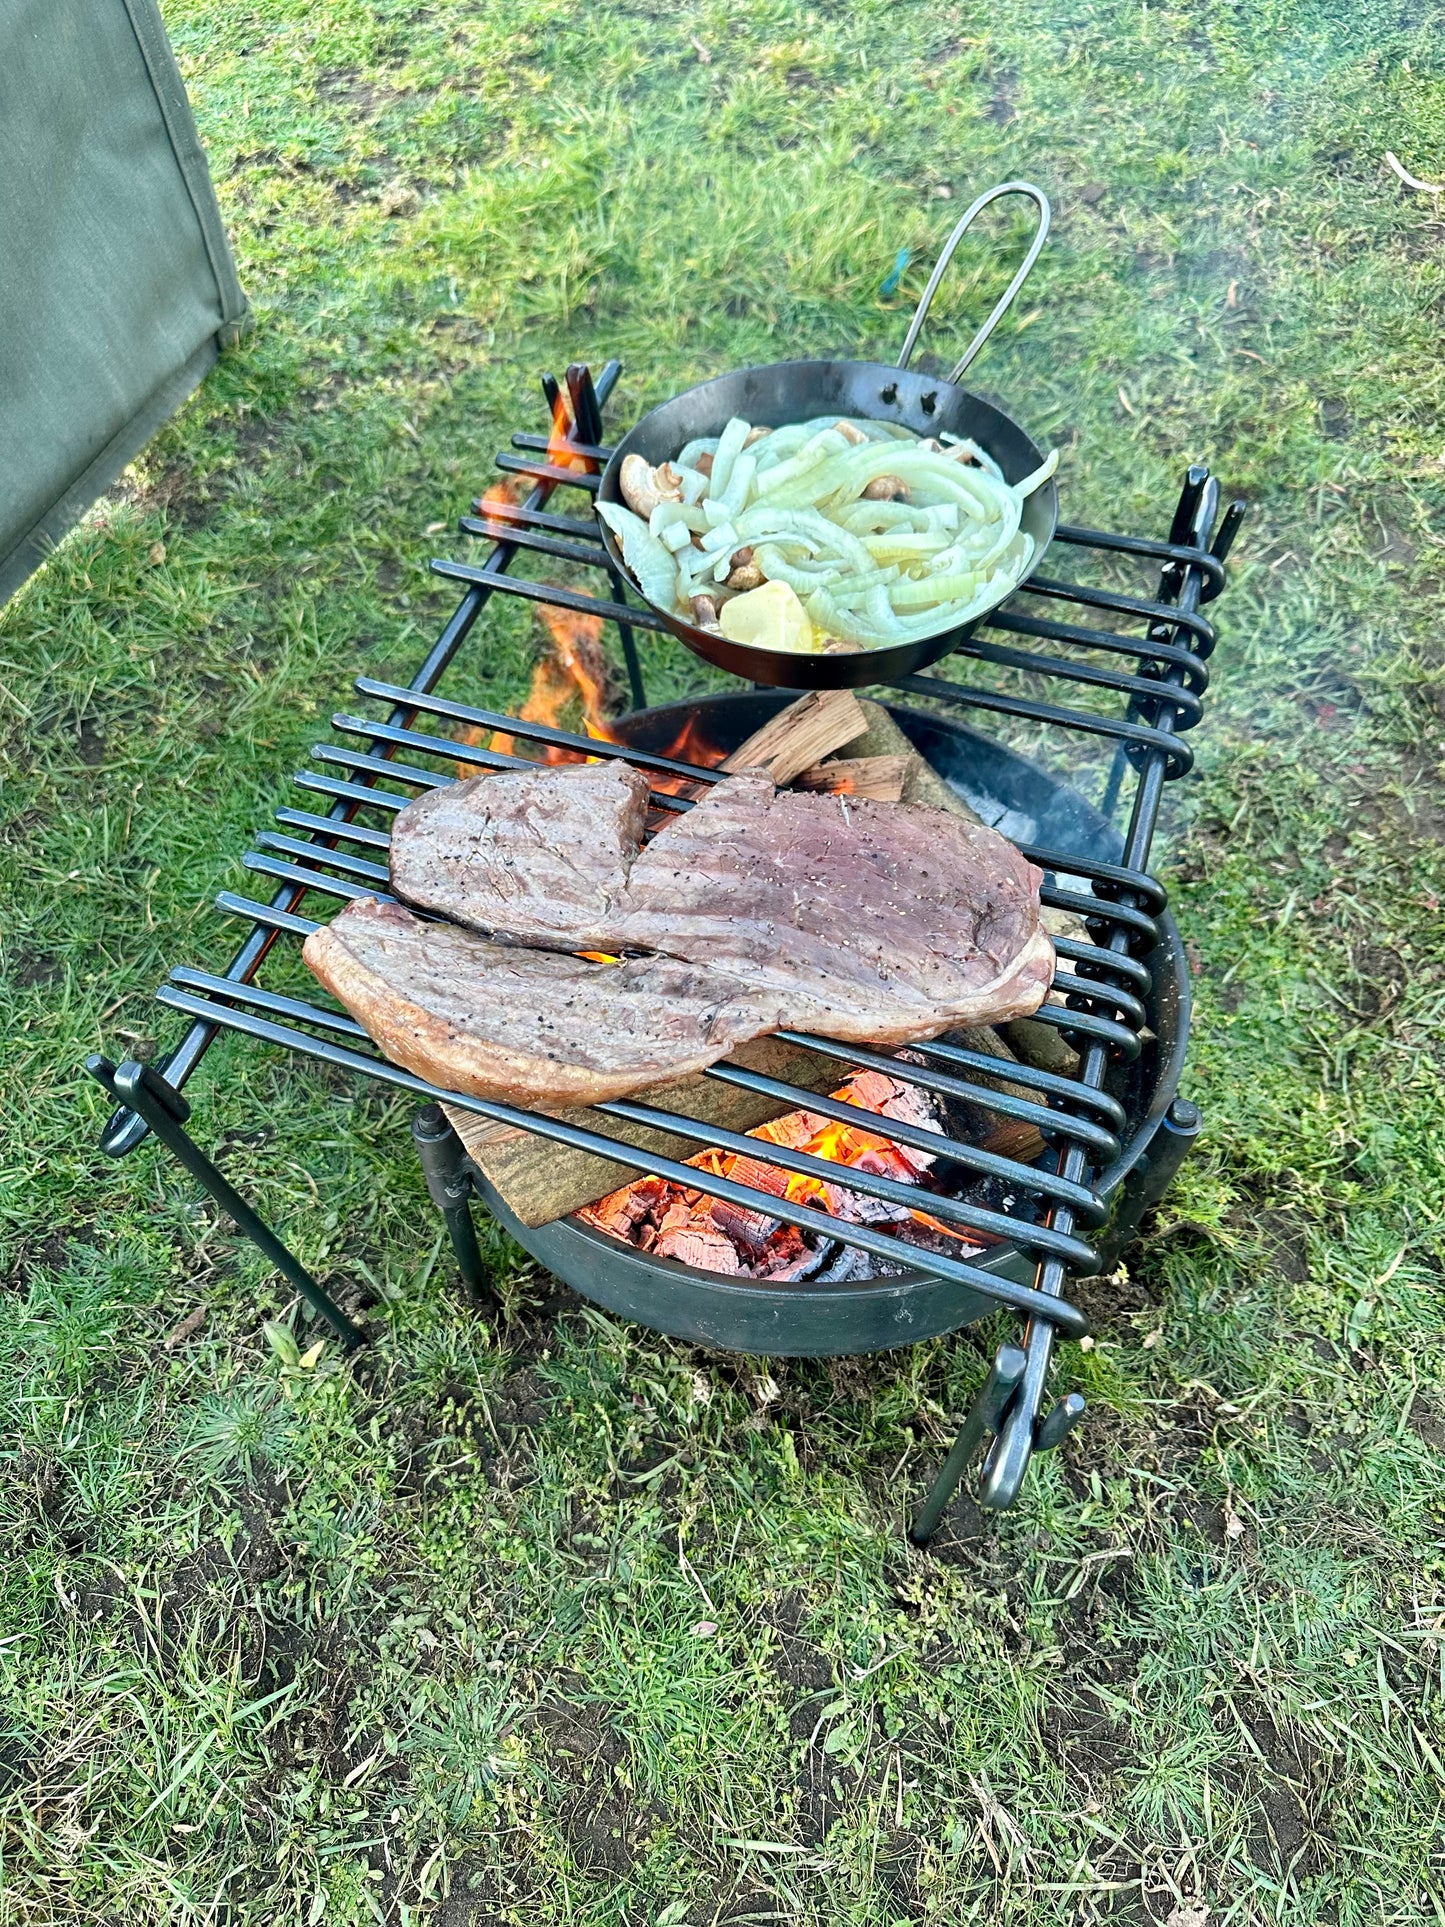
580,1070 -> 987,1280
457,601 -> 731,781
456,598 -> 619,776
546,387 -> 593,475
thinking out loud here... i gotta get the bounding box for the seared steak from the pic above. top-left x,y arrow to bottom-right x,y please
389,761 -> 645,949
616,770 -> 1054,1042
303,896 -> 778,1108
389,760 -> 1053,1044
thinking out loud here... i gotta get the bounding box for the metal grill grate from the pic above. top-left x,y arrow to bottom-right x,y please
91,355 -> 1243,1516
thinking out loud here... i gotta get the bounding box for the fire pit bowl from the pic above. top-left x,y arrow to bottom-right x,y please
476,691 -> 1189,1358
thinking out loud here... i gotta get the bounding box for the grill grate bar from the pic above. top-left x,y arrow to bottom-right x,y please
495,453 -> 602,492
254,834 -> 391,886
309,746 -> 451,793
429,561 -> 669,632
1049,971 -> 1148,1026
949,636 -> 1203,726
1051,936 -> 1150,991
988,609 -> 1208,688
1039,884 -> 1157,941
173,926 -> 1119,1180
459,523 -> 609,570
351,678 -> 723,783
242,853 -> 392,903
510,432 -> 614,463
153,979 -> 1094,1333
274,808 -> 392,850
464,501 -> 602,540
707,1059 -> 1119,1161
1022,574 -> 1214,648
165,970 -> 1097,1254
1053,521 -> 1227,598
891,675 -> 1193,775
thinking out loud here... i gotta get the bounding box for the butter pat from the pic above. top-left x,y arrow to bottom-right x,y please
718,578 -> 817,654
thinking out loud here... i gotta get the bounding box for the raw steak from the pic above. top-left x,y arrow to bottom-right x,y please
302,896 -> 779,1108
389,760 -> 1053,1045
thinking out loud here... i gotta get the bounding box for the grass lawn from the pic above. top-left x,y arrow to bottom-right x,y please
4,0 -> 1445,1919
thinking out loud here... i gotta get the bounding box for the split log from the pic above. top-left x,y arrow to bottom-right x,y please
831,698 -> 986,823
718,689 -> 868,787
794,755 -> 910,803
445,1035 -> 852,1227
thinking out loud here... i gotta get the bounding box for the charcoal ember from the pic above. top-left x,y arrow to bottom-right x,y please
726,1153 -> 792,1198
840,1067 -> 943,1174
653,1224 -> 744,1274
709,1197 -> 781,1256
756,1226 -> 821,1279
891,1219 -> 985,1261
830,1187 -> 912,1226
586,1175 -> 666,1238
755,1109 -> 828,1150
811,1241 -> 878,1284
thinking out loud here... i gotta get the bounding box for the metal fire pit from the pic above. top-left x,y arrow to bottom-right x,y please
85,356 -> 1240,1527
484,690 -> 1191,1359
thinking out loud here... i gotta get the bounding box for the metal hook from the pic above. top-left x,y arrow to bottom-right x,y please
896,180 -> 1052,386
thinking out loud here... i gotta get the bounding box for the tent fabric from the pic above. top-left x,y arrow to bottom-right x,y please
0,0 -> 247,605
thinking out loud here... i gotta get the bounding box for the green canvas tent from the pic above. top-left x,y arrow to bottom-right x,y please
0,0 -> 246,604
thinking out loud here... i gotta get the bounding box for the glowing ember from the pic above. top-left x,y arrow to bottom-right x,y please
580,1069 -> 987,1279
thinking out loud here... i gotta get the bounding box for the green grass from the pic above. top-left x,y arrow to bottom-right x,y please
3,0 -> 1445,1919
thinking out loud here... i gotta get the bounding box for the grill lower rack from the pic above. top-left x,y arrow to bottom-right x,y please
88,356 -> 1241,1528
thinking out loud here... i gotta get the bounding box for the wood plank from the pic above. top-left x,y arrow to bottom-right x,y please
447,1035 -> 852,1227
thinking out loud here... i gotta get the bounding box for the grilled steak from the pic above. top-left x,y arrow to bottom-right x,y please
616,770 -> 1054,1042
390,760 -> 1053,1044
389,761 -> 644,950
302,896 -> 779,1108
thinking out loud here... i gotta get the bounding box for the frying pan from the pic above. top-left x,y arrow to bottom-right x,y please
595,181 -> 1056,691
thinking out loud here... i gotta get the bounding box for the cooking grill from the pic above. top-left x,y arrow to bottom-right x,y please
86,357 -> 1242,1529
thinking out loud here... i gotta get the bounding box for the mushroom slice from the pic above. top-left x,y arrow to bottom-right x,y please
620,454 -> 685,517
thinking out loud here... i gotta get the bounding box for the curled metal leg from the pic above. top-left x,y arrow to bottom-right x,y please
412,1104 -> 490,1304
980,1097 -> 1203,1510
909,1343 -> 1027,1545
85,1055 -> 364,1348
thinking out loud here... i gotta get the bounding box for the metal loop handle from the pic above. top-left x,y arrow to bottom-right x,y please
896,180 -> 1052,385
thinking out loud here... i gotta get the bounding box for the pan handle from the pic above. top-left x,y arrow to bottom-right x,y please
895,180 -> 1051,385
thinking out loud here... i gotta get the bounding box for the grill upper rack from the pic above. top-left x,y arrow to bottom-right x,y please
97,356 -> 1241,1507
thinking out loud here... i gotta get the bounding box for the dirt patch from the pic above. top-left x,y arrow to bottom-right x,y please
1042,1683 -> 1131,1795
527,1698 -> 654,1875
985,69 -> 1017,125
1409,1398 -> 1445,1454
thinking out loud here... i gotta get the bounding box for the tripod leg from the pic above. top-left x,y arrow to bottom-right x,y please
85,1056 -> 364,1348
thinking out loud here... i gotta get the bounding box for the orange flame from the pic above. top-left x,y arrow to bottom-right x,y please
583,1072 -> 990,1262
546,390 -> 592,474
457,595 -> 618,776
478,474 -> 526,517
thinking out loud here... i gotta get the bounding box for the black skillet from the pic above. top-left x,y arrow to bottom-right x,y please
595,181 -> 1057,691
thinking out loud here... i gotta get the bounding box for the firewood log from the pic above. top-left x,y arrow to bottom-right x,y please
794,755 -> 910,803
716,689 -> 869,787
445,1035 -> 851,1227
